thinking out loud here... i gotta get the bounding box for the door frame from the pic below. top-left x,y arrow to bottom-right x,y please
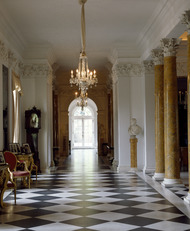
68,98 -> 98,150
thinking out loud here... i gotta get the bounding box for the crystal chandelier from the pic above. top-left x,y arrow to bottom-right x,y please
75,91 -> 88,111
70,0 -> 97,94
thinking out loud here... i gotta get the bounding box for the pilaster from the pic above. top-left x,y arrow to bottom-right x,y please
112,63 -> 143,173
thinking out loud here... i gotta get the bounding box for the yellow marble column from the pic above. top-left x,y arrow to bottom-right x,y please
130,137 -> 138,171
151,49 -> 164,180
161,38 -> 182,187
181,10 -> 190,203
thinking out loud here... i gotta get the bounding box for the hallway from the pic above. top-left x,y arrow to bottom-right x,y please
1,150 -> 190,231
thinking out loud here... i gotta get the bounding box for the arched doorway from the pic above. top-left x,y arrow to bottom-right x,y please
68,98 -> 98,150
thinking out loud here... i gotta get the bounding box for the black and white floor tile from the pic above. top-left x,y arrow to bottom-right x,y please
1,149 -> 190,231
147,172 -> 189,200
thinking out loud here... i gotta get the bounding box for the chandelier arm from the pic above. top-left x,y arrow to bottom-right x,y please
81,2 -> 86,53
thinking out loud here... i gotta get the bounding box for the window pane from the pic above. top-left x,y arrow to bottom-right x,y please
84,119 -> 93,147
73,107 -> 92,117
73,119 -> 82,146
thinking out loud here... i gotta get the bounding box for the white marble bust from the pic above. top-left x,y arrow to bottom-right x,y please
128,118 -> 142,136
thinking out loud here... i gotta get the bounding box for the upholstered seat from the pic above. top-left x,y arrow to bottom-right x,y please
4,151 -> 30,189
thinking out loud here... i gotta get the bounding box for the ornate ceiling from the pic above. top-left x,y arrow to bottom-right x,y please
0,0 -> 189,70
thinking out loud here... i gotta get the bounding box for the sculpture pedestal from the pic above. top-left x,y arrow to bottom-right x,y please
130,136 -> 138,171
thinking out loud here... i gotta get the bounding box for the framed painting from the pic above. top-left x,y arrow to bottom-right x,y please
22,143 -> 31,154
0,152 -> 6,165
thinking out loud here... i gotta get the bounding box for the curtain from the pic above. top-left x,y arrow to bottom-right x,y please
12,71 -> 23,143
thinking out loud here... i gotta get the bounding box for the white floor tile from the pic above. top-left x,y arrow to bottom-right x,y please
87,203 -> 127,211
36,212 -> 81,222
89,221 -> 139,231
138,211 -> 183,220
0,224 -> 25,231
32,222 -> 81,231
87,211 -> 132,221
132,202 -> 173,211
145,221 -> 190,231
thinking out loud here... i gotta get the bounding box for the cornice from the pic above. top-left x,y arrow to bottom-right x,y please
139,0 -> 190,61
0,39 -> 8,65
21,63 -> 52,79
112,63 -> 142,79
0,5 -> 26,55
142,60 -> 154,74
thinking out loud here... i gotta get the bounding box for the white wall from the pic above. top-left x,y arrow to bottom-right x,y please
21,64 -> 53,173
130,76 -> 144,169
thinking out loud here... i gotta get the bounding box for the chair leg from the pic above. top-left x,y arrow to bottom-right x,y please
28,176 -> 30,189
14,187 -> 16,204
36,166 -> 38,181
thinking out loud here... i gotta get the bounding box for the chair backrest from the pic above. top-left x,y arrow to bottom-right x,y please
4,151 -> 17,171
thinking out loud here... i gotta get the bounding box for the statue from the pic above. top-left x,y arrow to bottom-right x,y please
128,118 -> 142,137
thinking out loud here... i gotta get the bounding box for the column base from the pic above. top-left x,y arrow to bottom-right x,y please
184,192 -> 190,204
117,165 -> 130,173
112,159 -> 118,169
152,173 -> 165,181
128,168 -> 138,172
161,178 -> 184,188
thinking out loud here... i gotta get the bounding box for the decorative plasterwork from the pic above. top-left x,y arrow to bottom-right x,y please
181,10 -> 190,34
0,40 -> 8,64
142,60 -> 154,74
8,50 -> 23,74
112,63 -> 142,79
160,38 -> 181,57
151,49 -> 164,65
21,63 -> 52,79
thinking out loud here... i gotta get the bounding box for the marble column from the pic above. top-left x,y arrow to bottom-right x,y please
130,136 -> 138,171
160,38 -> 182,187
181,10 -> 190,203
151,49 -> 165,180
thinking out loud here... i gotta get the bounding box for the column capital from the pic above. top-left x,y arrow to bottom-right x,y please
181,10 -> 190,34
160,38 -> 181,57
142,60 -> 154,74
151,49 -> 164,65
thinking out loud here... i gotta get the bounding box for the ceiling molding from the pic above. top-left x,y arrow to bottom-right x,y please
138,0 -> 190,61
0,4 -> 26,55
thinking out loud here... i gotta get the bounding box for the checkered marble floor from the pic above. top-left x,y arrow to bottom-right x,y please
147,172 -> 189,200
1,150 -> 190,231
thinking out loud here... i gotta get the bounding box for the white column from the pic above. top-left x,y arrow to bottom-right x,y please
142,60 -> 155,173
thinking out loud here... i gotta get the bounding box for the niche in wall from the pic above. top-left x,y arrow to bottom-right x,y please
3,65 -> 8,150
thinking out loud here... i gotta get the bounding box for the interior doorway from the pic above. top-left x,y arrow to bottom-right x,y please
68,98 -> 98,150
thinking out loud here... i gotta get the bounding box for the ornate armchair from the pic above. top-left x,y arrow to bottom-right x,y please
4,151 -> 30,189
0,165 -> 16,207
